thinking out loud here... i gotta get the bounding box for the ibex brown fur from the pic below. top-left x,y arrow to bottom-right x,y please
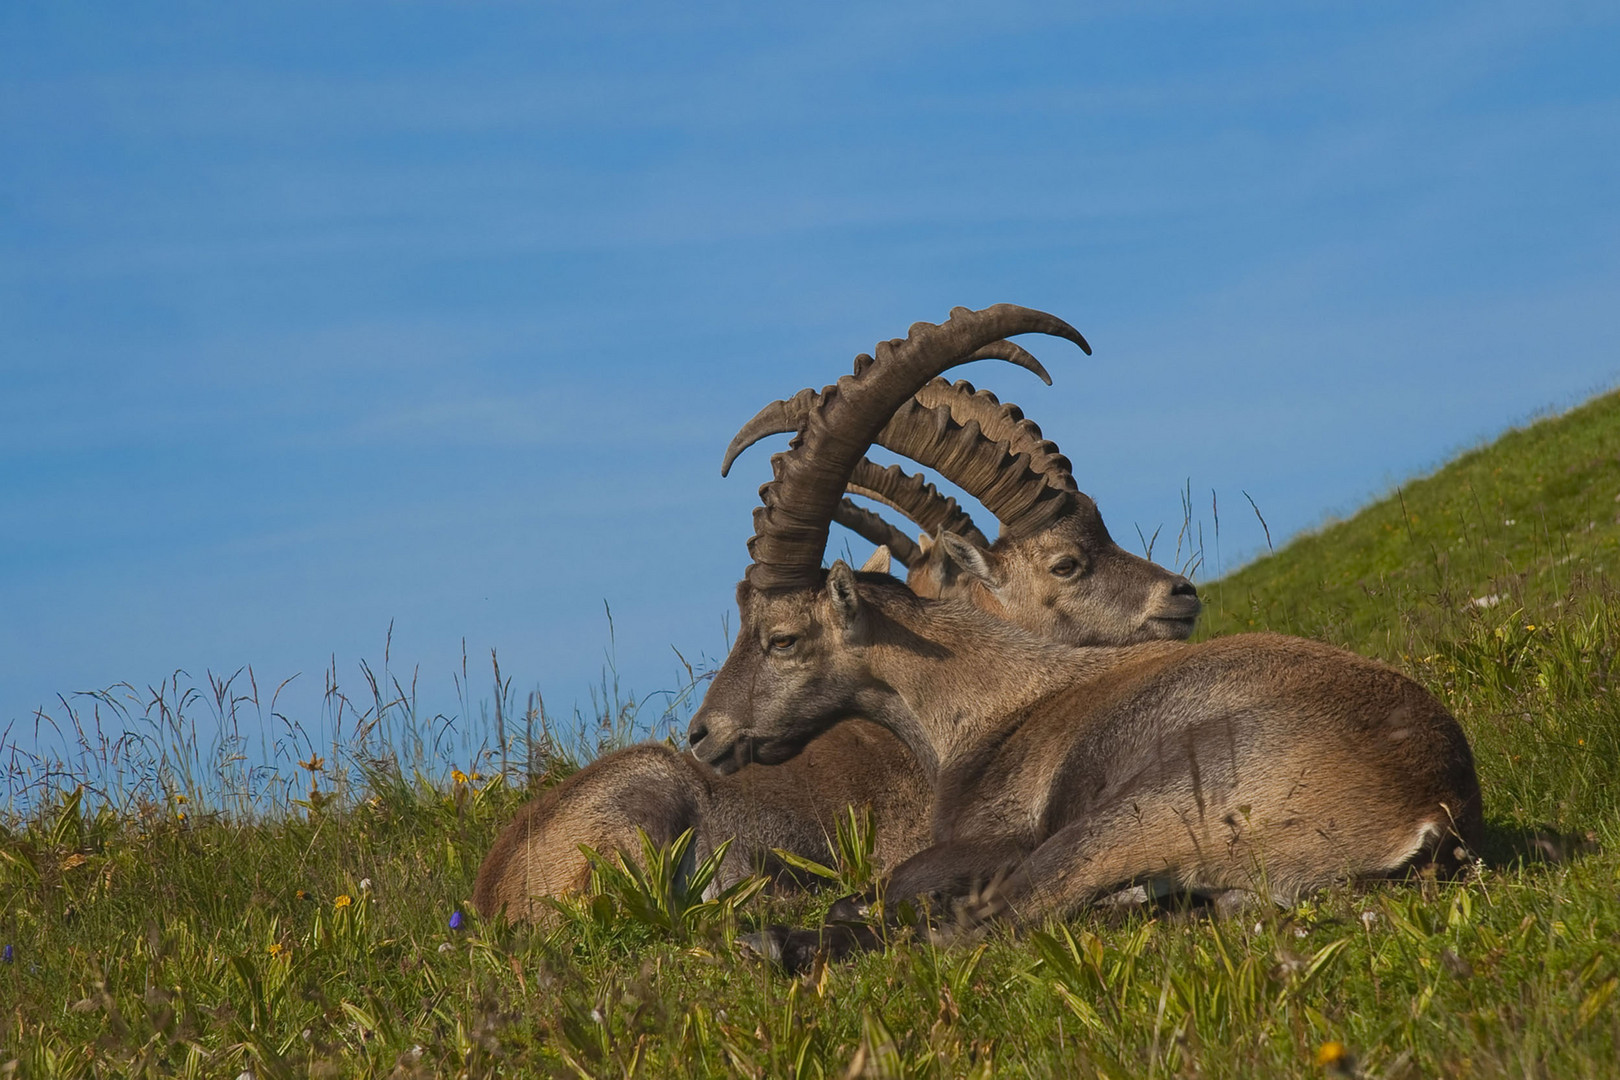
475,374 -> 1197,921
685,303 -> 1481,971
475,522 -> 1196,920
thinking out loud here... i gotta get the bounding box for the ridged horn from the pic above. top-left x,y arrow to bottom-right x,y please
832,499 -> 920,568
911,379 -> 1075,493
719,340 -> 1050,477
747,304 -> 1089,590
868,398 -> 1074,541
847,458 -> 989,549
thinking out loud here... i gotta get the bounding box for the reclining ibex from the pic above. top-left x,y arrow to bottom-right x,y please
686,303 -> 1484,972
474,368 -> 1200,921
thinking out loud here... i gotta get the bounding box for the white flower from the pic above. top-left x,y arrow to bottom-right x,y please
359,878 -> 372,891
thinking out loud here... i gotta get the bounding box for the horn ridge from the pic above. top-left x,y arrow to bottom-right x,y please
913,378 -> 1076,492
878,398 -> 1076,539
847,459 -> 989,549
721,387 -> 821,477
745,305 -> 1088,589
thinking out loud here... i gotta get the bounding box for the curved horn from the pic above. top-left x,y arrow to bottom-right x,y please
911,379 -> 1075,493
719,340 -> 1050,477
721,387 -> 819,478
747,304 -> 1089,590
847,459 -> 989,548
832,499 -> 920,568
868,397 -> 1074,540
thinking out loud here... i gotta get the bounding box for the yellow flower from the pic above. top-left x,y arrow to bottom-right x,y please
334,894 -> 354,910
267,942 -> 287,959
452,769 -> 469,785
174,793 -> 188,804
296,889 -> 311,902
1315,1041 -> 1349,1067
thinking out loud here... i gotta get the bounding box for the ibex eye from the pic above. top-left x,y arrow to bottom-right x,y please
769,633 -> 798,652
1051,558 -> 1081,578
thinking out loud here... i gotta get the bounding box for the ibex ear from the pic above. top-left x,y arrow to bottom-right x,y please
860,545 -> 892,575
937,532 -> 1002,588
825,560 -> 863,632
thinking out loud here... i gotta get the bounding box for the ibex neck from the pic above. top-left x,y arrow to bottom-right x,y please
858,590 -> 1089,776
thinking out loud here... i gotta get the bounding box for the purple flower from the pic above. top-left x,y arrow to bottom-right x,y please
2,944 -> 12,964
449,910 -> 464,931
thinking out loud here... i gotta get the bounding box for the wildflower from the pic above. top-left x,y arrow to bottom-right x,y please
1315,1041 -> 1355,1074
437,942 -> 454,954
2,944 -> 12,964
174,793 -> 188,804
449,910 -> 464,931
359,878 -> 372,891
296,889 -> 312,902
298,754 -> 325,772
452,769 -> 469,785
334,894 -> 353,910
1359,910 -> 1379,928
267,942 -> 287,959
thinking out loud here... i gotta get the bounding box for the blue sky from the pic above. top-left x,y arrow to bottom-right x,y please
3,2 -> 1618,755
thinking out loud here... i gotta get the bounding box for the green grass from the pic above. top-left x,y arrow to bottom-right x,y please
6,392 -> 1620,1077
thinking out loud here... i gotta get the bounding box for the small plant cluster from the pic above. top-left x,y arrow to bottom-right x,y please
4,394 -> 1620,1075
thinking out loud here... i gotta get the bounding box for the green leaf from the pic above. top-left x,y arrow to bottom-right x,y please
769,847 -> 840,882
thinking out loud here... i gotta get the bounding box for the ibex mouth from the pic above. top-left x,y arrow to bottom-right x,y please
688,722 -> 809,775
1145,610 -> 1200,640
686,717 -> 733,773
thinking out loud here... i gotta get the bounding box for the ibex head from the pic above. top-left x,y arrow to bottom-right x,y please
721,329 -> 1198,653
692,304 -> 1097,773
693,562 -> 896,773
925,496 -> 1200,645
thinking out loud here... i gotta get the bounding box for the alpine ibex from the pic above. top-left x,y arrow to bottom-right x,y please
686,304 -> 1483,972
474,369 -> 1200,921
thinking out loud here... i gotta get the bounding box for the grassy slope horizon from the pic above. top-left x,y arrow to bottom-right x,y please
3,389 -> 1619,1077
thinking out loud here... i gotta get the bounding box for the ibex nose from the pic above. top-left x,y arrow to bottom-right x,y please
687,718 -> 709,750
1171,578 -> 1198,599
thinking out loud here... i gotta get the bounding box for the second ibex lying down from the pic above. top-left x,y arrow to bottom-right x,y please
686,304 -> 1483,972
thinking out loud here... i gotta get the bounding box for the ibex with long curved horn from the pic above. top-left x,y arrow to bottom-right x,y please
686,304 -> 1483,972
474,363 -> 1199,921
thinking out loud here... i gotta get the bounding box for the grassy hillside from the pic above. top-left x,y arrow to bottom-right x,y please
1202,388 -> 1620,656
4,395 -> 1619,1078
